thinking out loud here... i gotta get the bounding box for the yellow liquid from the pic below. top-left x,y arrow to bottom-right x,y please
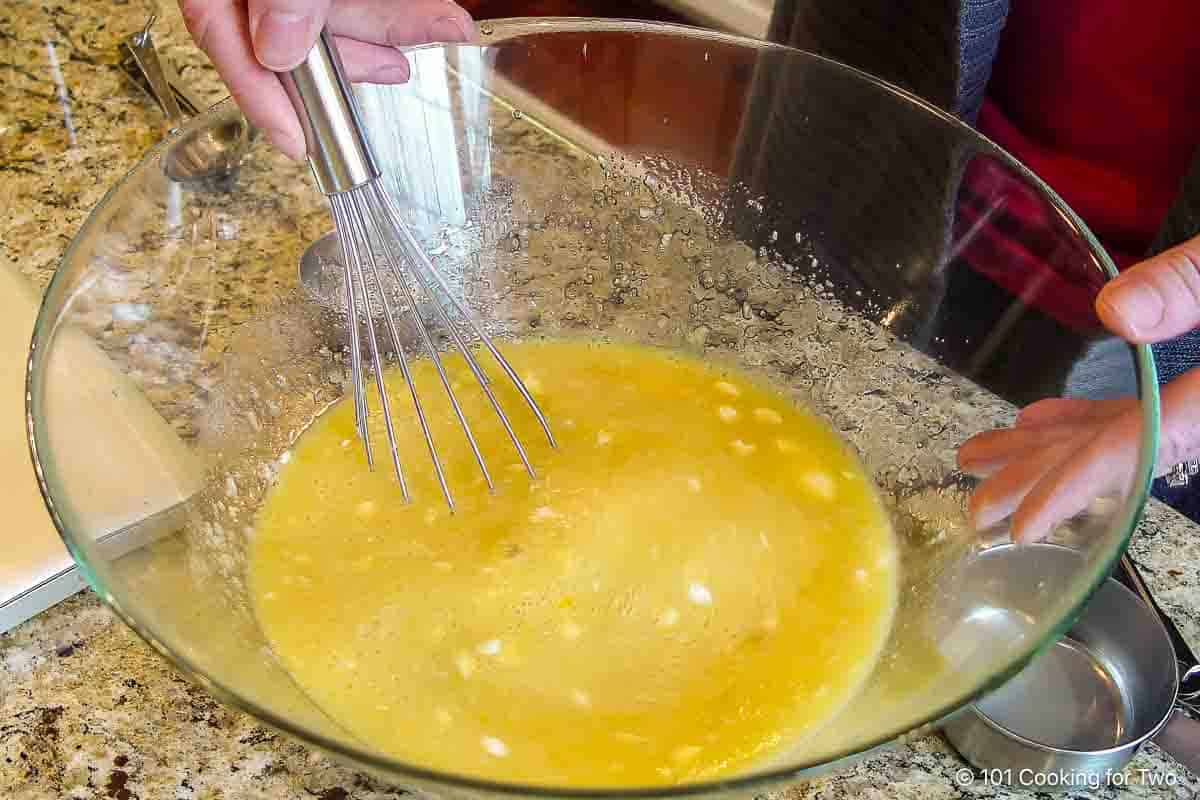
249,340 -> 898,787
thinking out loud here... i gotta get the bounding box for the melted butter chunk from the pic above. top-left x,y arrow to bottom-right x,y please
753,408 -> 783,425
801,471 -> 837,501
730,439 -> 757,456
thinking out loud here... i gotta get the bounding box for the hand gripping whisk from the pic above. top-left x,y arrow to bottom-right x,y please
278,30 -> 555,510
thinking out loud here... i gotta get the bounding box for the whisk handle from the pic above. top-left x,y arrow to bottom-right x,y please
278,29 -> 381,195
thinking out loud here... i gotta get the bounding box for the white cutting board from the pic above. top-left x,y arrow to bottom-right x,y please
1,263 -> 202,631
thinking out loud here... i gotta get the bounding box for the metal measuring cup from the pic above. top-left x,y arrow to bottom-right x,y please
943,543 -> 1200,789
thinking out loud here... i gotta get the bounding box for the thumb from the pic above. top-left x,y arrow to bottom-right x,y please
1097,236 -> 1200,344
248,0 -> 333,71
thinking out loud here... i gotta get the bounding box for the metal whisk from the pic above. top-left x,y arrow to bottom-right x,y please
279,30 -> 555,510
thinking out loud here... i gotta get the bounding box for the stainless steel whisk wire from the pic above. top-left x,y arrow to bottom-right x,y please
280,30 -> 555,510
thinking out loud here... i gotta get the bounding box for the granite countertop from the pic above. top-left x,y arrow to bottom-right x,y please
3,2 -> 1200,799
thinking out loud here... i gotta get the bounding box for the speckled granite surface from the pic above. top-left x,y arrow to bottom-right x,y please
3,2 -> 1200,799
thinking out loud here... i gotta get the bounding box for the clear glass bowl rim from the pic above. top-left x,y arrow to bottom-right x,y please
24,16 -> 1162,797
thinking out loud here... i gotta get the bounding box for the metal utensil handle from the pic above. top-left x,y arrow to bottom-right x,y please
1152,708 -> 1200,777
121,17 -> 186,126
278,29 -> 381,195
121,64 -> 203,118
1116,555 -> 1200,713
119,45 -> 207,119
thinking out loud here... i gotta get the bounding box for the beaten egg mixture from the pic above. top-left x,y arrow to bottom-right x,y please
250,340 -> 897,787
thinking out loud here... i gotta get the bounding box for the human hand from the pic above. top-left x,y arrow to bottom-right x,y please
958,235 -> 1200,542
180,0 -> 476,160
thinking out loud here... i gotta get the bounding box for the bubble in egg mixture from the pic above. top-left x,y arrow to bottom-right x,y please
250,340 -> 898,788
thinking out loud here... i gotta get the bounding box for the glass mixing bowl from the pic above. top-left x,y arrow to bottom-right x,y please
27,18 -> 1160,799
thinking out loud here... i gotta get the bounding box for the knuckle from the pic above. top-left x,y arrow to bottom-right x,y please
382,18 -> 406,46
1166,239 -> 1200,308
1160,424 -> 1190,470
1161,376 -> 1200,468
180,0 -> 218,51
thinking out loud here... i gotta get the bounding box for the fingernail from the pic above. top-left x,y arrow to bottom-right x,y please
430,16 -> 472,43
369,62 -> 410,84
1101,278 -> 1165,338
970,503 -> 1005,532
252,11 -> 318,70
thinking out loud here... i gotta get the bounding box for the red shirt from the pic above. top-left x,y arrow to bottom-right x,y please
961,0 -> 1200,330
